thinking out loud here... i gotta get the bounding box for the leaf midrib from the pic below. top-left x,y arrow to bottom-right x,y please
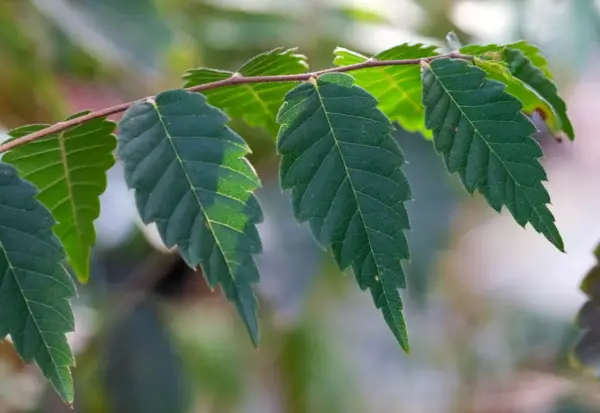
312,81 -> 404,332
243,84 -> 276,121
56,130 -> 87,272
427,63 -> 560,248
150,100 -> 243,301
0,233 -> 64,394
374,67 -> 423,113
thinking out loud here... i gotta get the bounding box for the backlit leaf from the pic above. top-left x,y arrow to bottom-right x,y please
117,89 -> 263,345
506,40 -> 553,78
461,40 -> 553,78
0,162 -> 76,404
333,43 -> 438,139
422,58 -> 563,251
461,42 -> 573,140
470,57 -> 562,134
276,73 -> 412,351
183,48 -> 308,136
504,48 -> 574,140
3,112 -> 117,282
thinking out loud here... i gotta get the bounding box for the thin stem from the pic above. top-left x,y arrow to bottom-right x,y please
0,52 -> 472,154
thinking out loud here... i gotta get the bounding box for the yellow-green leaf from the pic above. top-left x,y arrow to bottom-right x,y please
333,43 -> 439,138
3,113 -> 117,282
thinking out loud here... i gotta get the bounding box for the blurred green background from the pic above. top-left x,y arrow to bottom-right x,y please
1,0 -> 600,412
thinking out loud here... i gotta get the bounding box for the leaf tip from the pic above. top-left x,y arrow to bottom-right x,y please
248,330 -> 260,349
552,235 -> 566,253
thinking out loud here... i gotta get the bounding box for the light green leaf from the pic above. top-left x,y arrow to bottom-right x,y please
276,73 -> 412,351
3,113 -> 117,283
182,48 -> 309,136
461,42 -> 574,140
333,43 -> 439,139
505,40 -> 553,78
461,41 -> 553,79
117,89 -> 263,345
0,162 -> 76,404
504,48 -> 574,140
422,58 -> 563,251
471,57 -> 562,134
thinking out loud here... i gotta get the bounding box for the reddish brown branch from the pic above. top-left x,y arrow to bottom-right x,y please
0,52 -> 472,154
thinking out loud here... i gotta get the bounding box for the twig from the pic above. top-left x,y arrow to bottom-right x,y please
0,52 -> 472,154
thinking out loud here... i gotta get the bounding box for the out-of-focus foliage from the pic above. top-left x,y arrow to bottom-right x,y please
572,243 -> 600,375
103,299 -> 189,413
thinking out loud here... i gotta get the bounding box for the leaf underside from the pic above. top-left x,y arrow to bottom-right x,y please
3,113 -> 117,283
277,73 -> 412,351
333,43 -> 438,139
183,47 -> 309,136
422,58 -> 563,251
0,163 -> 76,404
117,89 -> 263,345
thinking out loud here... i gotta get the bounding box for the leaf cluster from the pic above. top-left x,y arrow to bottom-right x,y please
0,37 -> 575,403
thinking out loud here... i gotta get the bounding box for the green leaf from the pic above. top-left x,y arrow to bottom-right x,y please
276,73 -> 412,351
3,113 -> 117,283
0,162 -> 76,404
333,43 -> 438,139
461,42 -> 574,140
182,47 -> 309,136
505,40 -> 553,79
421,58 -> 563,251
470,57 -> 562,135
117,89 -> 263,345
461,41 -> 553,79
504,48 -> 574,140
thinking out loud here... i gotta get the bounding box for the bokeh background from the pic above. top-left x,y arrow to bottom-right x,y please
1,0 -> 600,412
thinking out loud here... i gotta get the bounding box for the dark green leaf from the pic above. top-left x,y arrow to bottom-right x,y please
504,48 -> 574,140
333,44 -> 438,139
276,73 -> 412,351
183,48 -> 308,136
3,113 -> 117,282
117,89 -> 263,345
421,58 -> 563,251
0,162 -> 76,404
